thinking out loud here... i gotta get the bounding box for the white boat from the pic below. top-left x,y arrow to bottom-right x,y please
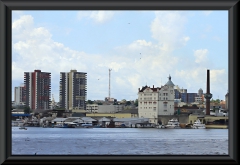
156,124 -> 166,129
12,120 -> 24,127
165,118 -> 181,129
192,119 -> 206,129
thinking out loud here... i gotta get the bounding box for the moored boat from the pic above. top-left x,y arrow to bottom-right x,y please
192,119 -> 206,129
165,118 -> 181,129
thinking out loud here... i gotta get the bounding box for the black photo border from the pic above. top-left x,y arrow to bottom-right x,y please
0,0 -> 239,164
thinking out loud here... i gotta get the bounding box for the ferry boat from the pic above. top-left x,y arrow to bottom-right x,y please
165,118 -> 181,129
192,119 -> 206,129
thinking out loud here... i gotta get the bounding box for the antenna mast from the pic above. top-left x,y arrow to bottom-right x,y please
109,69 -> 112,101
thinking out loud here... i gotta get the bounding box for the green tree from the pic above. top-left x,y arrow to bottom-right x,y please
134,99 -> 138,107
24,106 -> 31,114
192,104 -> 197,107
125,101 -> 132,106
87,100 -> 93,104
97,102 -> 103,105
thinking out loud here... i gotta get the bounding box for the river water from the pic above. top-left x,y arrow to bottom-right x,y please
12,127 -> 228,155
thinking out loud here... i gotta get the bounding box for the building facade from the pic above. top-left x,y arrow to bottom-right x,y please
158,76 -> 175,116
59,70 -> 87,110
138,85 -> 160,124
14,83 -> 24,105
138,76 -> 175,124
23,70 -> 51,110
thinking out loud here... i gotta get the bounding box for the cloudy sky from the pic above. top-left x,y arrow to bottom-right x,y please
12,10 -> 228,102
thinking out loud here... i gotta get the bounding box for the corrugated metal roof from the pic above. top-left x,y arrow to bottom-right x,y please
81,117 -> 96,122
98,117 -> 111,122
52,118 -> 67,122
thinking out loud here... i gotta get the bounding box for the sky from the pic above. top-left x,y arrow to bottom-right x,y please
12,10 -> 228,102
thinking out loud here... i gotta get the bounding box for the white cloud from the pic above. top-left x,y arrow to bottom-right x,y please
194,49 -> 208,63
12,12 -> 227,102
150,11 -> 190,51
77,11 -> 115,23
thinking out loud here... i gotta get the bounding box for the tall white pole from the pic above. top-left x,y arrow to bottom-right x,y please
109,69 -> 112,101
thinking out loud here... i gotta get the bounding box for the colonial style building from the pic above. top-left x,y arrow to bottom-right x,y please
158,75 -> 175,116
59,70 -> 87,110
138,85 -> 160,124
23,70 -> 51,110
138,75 -> 175,124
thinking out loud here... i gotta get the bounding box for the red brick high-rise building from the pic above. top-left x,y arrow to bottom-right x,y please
23,70 -> 51,110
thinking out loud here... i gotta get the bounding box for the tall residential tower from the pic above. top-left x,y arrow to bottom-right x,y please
59,70 -> 87,110
23,70 -> 51,110
14,83 -> 24,105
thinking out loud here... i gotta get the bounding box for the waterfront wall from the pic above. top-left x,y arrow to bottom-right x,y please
158,115 -> 189,125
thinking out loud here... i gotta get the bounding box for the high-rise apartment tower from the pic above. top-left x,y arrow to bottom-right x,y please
59,70 -> 87,110
23,70 -> 51,110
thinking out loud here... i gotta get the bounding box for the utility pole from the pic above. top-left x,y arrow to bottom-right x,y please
109,69 -> 112,101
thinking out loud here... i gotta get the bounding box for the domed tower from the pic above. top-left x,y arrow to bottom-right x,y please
198,88 -> 203,97
165,75 -> 175,87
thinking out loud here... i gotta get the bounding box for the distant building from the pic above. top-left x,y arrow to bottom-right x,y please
138,85 -> 160,124
23,70 -> 51,110
14,83 -> 24,105
195,96 -> 203,104
187,93 -> 198,103
59,70 -> 87,110
225,91 -> 229,110
138,75 -> 175,124
158,75 -> 175,116
198,88 -> 203,97
98,104 -> 124,113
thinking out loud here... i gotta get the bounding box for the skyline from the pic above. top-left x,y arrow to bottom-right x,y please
12,10 -> 228,102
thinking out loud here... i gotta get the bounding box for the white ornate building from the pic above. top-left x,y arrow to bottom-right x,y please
138,75 -> 175,124
158,75 -> 175,116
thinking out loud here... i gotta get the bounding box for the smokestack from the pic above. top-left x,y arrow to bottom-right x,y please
205,69 -> 212,115
207,70 -> 210,93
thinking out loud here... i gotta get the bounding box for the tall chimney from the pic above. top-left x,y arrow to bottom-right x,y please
207,70 -> 210,94
205,69 -> 212,115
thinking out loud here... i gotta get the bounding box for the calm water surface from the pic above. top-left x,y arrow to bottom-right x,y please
12,127 -> 228,155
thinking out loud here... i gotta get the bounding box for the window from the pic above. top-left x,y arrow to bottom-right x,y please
163,102 -> 167,110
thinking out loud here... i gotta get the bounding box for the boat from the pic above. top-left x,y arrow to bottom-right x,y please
19,124 -> 27,130
81,123 -> 93,128
54,122 -> 77,128
12,120 -> 24,127
192,119 -> 206,129
185,123 -> 193,129
165,118 -> 181,129
156,124 -> 166,129
19,127 -> 27,130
